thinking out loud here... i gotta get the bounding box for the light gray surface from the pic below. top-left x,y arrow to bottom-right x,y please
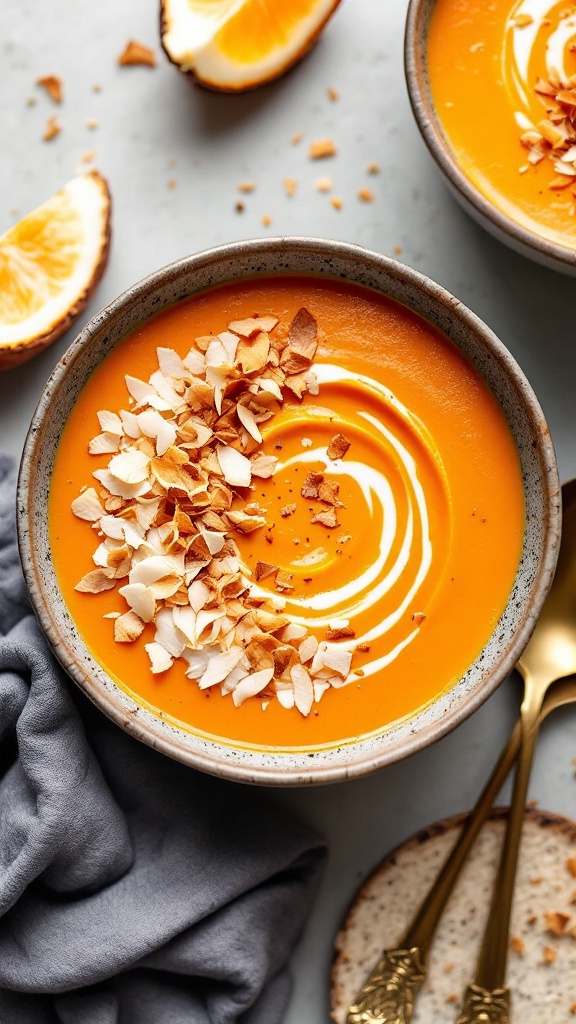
2,1 -> 576,1021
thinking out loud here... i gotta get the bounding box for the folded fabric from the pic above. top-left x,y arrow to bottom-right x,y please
0,452 -> 327,1024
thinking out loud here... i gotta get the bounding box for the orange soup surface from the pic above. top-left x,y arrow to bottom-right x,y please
49,276 -> 524,751
428,0 -> 576,249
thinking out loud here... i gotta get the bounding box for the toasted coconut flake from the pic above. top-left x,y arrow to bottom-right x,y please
109,449 -> 151,484
232,667 -> 275,706
311,508 -> 338,528
71,487 -> 104,522
327,432 -> 351,460
89,432 -> 121,455
118,40 -> 156,67
291,663 -> 314,716
255,561 -> 279,582
326,626 -> 355,640
235,331 -> 271,375
137,409 -> 177,456
299,634 -> 319,663
311,642 -> 352,678
97,410 -> 123,434
114,610 -> 145,642
199,647 -> 245,689
217,445 -> 252,487
118,582 -> 156,622
145,641 -> 173,674
237,402 -> 263,443
74,568 -> 116,593
228,316 -> 278,336
250,452 -> 278,478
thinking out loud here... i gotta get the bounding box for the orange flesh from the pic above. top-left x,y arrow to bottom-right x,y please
427,0 -> 576,249
213,0 -> 323,63
49,276 -> 524,750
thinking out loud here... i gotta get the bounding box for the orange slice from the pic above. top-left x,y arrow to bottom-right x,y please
161,0 -> 341,92
0,170 -> 111,370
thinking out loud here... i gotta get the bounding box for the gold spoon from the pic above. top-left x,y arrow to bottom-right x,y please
346,479 -> 576,1024
456,478 -> 576,1023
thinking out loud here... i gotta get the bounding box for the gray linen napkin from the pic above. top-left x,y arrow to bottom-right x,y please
0,452 -> 327,1024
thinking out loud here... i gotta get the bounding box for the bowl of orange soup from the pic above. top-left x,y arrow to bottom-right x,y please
18,238 -> 560,785
406,0 -> 576,274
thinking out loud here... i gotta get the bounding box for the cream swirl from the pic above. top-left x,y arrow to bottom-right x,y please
244,363 -> 450,680
507,0 -> 576,111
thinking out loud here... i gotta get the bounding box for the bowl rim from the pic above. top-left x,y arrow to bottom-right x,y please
17,236 -> 561,786
404,0 -> 576,273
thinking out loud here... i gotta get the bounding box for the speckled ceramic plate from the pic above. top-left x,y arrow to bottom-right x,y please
17,238 -> 560,785
331,807 -> 576,1022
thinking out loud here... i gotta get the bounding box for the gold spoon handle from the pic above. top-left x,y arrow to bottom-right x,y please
346,717 -> 523,1024
455,687 -> 542,1023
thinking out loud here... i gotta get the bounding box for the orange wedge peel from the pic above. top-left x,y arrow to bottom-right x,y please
160,0 -> 341,92
0,170 -> 111,370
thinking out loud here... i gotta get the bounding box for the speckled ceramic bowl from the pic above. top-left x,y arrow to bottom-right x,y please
17,238 -> 560,786
405,0 -> 576,276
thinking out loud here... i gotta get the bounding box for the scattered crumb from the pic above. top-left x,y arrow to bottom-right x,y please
167,157 -> 176,168
261,215 -> 272,227
327,86 -> 339,101
542,946 -> 558,964
167,178 -> 177,190
235,201 -> 245,213
545,911 -> 571,936
26,97 -> 37,107
367,162 -> 380,174
118,40 -> 156,67
331,196 -> 343,210
43,116 -> 61,141
309,138 -> 337,159
93,83 -> 102,93
280,504 -> 297,518
513,12 -> 534,26
358,188 -> 374,203
511,935 -> 525,955
291,131 -> 304,145
283,177 -> 297,197
81,150 -> 97,163
36,75 -> 62,103
412,612 -> 426,626
86,117 -> 98,129
238,181 -> 256,193
315,176 -> 333,192
393,245 -> 403,255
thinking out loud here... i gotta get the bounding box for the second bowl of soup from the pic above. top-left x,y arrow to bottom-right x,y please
406,0 -> 576,273
18,238 -> 560,784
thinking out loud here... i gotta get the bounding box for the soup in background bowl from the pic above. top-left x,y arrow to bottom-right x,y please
18,238 -> 560,785
406,0 -> 576,274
